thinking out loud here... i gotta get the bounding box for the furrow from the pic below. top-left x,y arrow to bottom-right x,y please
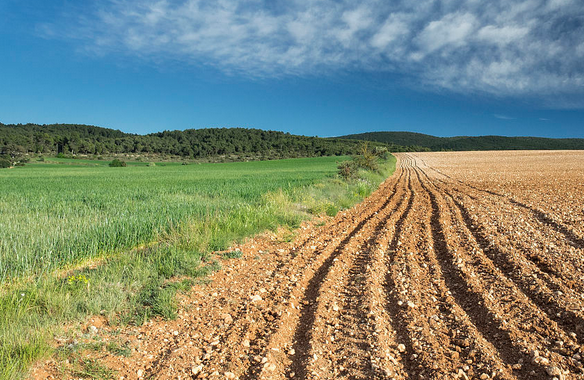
416,165 -> 580,379
232,167 -> 406,379
383,167 -> 433,379
385,163 -> 515,380
147,169 -> 406,379
413,152 -> 584,252
311,167 -> 416,379
365,169 -> 416,379
509,200 -> 584,249
414,166 -> 540,379
285,168 -> 408,379
459,185 -> 584,293
443,187 -> 584,347
386,163 -> 464,378
306,183 -> 411,378
415,161 -> 584,294
403,164 -> 517,380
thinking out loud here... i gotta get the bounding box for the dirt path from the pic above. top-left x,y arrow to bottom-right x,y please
33,152 -> 584,380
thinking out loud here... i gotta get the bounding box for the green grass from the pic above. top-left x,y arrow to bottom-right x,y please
38,157 -> 186,167
0,154 -> 396,380
105,341 -> 132,357
0,157 -> 353,280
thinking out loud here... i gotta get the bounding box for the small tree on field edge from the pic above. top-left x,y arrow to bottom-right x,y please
353,142 -> 379,171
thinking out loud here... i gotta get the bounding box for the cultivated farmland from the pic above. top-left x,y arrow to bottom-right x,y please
3,155 -> 397,380
0,157 -> 354,280
38,151 -> 584,380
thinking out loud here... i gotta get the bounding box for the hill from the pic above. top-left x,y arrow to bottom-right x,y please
0,123 -> 389,162
339,131 -> 584,151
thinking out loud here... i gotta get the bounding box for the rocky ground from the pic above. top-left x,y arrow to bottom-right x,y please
32,151 -> 584,379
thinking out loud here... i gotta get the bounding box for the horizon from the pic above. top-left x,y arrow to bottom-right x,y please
3,122 -> 584,140
1,1 -> 584,138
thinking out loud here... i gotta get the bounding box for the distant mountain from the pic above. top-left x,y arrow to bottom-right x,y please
339,131 -> 584,151
0,123 -> 390,161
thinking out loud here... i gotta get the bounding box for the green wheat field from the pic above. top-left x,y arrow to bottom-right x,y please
1,157 -> 349,280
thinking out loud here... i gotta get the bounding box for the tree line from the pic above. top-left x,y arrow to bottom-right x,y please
0,123 -> 412,163
341,131 -> 584,151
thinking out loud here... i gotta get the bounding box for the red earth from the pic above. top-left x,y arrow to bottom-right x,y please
32,151 -> 584,380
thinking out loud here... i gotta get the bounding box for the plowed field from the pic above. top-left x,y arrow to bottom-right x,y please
33,151 -> 584,380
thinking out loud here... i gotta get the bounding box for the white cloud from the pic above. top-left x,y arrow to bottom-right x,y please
335,7 -> 373,46
494,114 -> 516,120
416,12 -> 477,54
576,42 -> 584,57
546,0 -> 574,10
287,21 -> 309,43
370,14 -> 409,49
41,0 -> 584,102
476,25 -> 530,45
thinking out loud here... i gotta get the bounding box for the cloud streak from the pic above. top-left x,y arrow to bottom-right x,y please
42,0 -> 584,102
494,114 -> 517,120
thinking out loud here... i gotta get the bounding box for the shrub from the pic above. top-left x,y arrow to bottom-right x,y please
338,143 -> 387,179
337,160 -> 357,179
353,143 -> 379,171
109,159 -> 127,167
0,159 -> 11,168
374,146 -> 389,160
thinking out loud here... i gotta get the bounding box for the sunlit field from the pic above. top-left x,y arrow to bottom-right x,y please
0,157 -> 352,280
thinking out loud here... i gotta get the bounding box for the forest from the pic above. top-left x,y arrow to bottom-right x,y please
341,131 -> 584,151
0,123 -> 411,164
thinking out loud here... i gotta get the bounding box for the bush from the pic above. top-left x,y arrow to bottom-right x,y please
353,143 -> 379,172
109,159 -> 127,167
0,159 -> 11,168
337,161 -> 357,179
338,143 -> 386,179
374,147 -> 389,160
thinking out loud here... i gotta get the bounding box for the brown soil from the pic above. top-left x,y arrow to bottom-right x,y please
31,151 -> 584,380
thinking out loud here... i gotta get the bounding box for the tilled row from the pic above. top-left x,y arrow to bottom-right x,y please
116,160 -> 410,379
416,157 -> 584,345
35,153 -> 584,380
409,153 -> 583,380
262,164 -> 412,379
392,165 -> 514,380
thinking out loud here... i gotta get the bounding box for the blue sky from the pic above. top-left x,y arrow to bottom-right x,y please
1,0 -> 583,138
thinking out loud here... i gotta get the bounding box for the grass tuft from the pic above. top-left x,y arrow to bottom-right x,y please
222,250 -> 243,259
